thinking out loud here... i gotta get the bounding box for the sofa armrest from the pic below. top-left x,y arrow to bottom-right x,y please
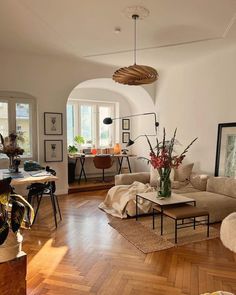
115,172 -> 150,186
190,173 -> 209,191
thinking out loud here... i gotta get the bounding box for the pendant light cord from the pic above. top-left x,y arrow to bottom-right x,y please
132,14 -> 139,65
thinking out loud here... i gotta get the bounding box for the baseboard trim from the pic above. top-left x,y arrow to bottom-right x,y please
56,188 -> 68,195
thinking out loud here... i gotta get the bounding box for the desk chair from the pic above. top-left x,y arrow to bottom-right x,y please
27,167 -> 62,228
93,155 -> 114,182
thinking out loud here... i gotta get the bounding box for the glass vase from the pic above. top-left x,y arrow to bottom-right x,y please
8,156 -> 20,173
158,168 -> 172,198
8,156 -> 15,173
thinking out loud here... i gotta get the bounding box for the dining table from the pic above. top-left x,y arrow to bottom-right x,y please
0,169 -> 58,187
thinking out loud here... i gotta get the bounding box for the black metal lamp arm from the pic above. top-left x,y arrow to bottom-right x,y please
112,112 -> 159,133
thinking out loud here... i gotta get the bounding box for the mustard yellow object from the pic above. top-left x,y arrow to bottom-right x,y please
0,193 -> 9,205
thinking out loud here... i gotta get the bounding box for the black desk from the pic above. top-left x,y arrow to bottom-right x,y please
69,154 -> 136,183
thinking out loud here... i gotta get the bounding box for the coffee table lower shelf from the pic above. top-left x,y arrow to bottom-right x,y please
153,204 -> 210,243
135,192 -> 210,244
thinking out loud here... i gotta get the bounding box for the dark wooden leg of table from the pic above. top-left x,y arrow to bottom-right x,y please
74,158 -> 78,181
207,214 -> 210,237
126,156 -> 132,173
161,208 -> 163,235
118,157 -> 123,174
193,217 -> 196,229
78,157 -> 87,183
152,208 -> 155,229
175,219 -> 178,244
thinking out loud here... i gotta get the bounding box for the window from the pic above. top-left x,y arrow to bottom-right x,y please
0,102 -> 9,138
0,97 -> 35,159
67,100 -> 117,148
67,104 -> 74,146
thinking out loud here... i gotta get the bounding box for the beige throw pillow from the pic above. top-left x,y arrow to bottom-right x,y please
174,163 -> 194,182
190,173 -> 208,191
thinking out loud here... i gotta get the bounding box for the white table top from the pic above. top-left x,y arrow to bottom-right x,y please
0,169 -> 58,186
137,191 -> 195,206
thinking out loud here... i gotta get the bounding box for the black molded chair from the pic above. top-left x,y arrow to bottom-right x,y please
27,167 -> 62,228
93,155 -> 114,182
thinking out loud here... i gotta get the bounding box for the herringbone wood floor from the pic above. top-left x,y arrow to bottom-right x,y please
23,190 -> 236,295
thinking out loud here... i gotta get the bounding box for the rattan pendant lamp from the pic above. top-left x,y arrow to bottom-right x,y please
112,6 -> 158,85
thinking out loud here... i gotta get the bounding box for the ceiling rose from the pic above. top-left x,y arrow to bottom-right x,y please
113,6 -> 158,86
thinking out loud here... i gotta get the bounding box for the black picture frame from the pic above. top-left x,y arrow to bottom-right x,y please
44,140 -> 63,162
122,132 -> 130,144
215,122 -> 236,176
44,112 -> 63,135
122,119 -> 130,130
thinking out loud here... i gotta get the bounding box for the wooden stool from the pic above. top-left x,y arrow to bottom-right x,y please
153,204 -> 210,243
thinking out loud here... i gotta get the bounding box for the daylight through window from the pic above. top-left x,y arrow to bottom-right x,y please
67,100 -> 117,148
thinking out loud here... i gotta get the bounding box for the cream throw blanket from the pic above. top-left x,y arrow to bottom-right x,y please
99,181 -> 155,218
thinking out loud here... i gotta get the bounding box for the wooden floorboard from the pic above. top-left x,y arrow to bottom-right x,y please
23,190 -> 236,295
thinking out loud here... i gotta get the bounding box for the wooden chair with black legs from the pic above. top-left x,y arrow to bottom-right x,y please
27,167 -> 62,228
93,155 -> 114,182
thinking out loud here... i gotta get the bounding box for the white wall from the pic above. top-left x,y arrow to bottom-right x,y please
0,51 -> 154,193
2,44 -> 234,192
0,50 -> 115,194
155,46 -> 236,174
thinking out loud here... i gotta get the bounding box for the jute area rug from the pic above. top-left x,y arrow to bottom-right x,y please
109,216 -> 220,254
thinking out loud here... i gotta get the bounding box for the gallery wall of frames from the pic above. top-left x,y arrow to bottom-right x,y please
44,112 -> 63,162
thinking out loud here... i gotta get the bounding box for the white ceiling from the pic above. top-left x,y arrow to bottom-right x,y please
0,0 -> 236,68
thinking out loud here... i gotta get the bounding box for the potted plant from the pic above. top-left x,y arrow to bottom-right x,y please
0,132 -> 24,173
0,177 -> 34,263
68,145 -> 78,154
74,135 -> 85,152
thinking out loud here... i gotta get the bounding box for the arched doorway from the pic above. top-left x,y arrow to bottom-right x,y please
66,78 -> 156,184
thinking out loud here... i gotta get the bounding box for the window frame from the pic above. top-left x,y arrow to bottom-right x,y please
0,96 -> 37,161
67,99 -> 117,148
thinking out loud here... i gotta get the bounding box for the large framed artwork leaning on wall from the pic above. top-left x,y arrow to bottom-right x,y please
215,122 -> 236,177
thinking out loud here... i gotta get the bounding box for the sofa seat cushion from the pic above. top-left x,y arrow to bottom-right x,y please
173,183 -> 201,194
183,191 -> 236,223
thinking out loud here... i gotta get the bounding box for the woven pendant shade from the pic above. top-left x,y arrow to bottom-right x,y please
113,7 -> 158,86
113,64 -> 158,85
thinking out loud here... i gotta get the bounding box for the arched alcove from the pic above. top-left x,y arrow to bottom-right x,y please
66,78 -> 156,174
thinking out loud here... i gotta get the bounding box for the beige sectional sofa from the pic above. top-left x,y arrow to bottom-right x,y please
115,172 -> 236,223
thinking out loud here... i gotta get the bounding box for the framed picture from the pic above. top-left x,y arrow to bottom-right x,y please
122,132 -> 130,144
215,122 -> 236,177
44,112 -> 63,135
122,119 -> 130,130
44,140 -> 63,162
